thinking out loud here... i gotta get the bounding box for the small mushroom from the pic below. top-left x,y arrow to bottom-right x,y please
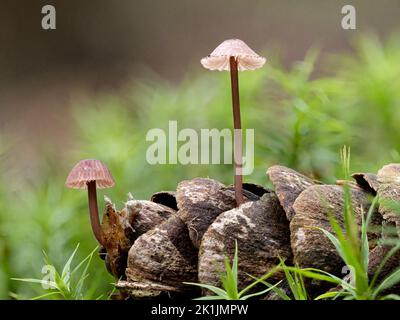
267,165 -> 317,221
201,39 -> 266,206
65,159 -> 115,246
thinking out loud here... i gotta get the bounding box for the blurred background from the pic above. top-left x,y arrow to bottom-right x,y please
1,0 -> 400,299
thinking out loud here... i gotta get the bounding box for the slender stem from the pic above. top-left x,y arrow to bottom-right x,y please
229,56 -> 243,206
87,181 -> 105,246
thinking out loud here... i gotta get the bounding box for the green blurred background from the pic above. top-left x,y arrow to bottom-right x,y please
1,0 -> 400,299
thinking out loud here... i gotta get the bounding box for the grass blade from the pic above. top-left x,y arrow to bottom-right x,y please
183,282 -> 228,299
373,267 -> 400,298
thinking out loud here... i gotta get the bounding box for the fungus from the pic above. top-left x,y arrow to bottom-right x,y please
201,39 -> 266,206
65,159 -> 115,246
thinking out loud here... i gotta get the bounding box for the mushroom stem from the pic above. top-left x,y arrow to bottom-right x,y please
229,56 -> 243,206
87,180 -> 105,246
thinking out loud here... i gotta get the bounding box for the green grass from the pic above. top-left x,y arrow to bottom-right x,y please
271,258 -> 309,300
11,244 -> 115,300
1,32 -> 400,299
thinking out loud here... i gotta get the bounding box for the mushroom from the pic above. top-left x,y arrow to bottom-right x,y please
65,159 -> 115,246
201,39 -> 266,206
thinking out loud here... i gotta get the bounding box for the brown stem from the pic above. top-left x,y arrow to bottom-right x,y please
229,56 -> 243,206
87,180 -> 105,246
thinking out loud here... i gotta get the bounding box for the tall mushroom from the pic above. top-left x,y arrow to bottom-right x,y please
201,39 -> 266,206
65,159 -> 115,246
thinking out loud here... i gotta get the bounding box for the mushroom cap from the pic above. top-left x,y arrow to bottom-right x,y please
65,159 -> 115,189
201,39 -> 266,71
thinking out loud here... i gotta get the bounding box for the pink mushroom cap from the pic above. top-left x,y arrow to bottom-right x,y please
201,39 -> 266,71
65,159 -> 115,189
